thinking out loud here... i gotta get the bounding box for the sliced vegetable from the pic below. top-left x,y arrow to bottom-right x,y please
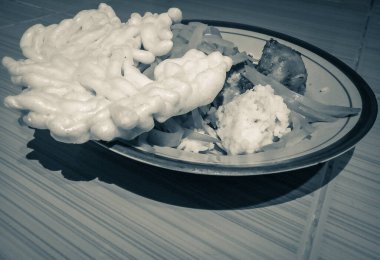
230,52 -> 252,65
243,65 -> 361,122
183,129 -> 220,143
147,128 -> 184,147
187,22 -> 208,49
191,108 -> 204,129
261,111 -> 314,151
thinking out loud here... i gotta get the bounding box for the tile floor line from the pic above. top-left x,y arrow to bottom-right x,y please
355,0 -> 375,71
295,162 -> 331,260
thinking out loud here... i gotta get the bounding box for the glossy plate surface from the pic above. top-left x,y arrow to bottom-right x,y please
96,21 -> 378,176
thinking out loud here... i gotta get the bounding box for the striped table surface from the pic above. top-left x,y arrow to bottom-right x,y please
1,0 -> 379,259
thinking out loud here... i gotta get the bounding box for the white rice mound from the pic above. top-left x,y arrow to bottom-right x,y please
215,84 -> 291,155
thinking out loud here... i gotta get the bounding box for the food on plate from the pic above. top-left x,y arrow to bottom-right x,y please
2,4 -> 361,155
215,84 -> 291,155
138,21 -> 360,155
257,39 -> 308,94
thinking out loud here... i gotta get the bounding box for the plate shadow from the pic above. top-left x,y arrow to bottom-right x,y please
26,129 -> 354,210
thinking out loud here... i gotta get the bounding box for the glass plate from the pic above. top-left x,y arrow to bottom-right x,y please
95,20 -> 378,176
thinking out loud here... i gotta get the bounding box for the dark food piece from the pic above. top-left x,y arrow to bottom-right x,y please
228,63 -> 254,93
213,63 -> 254,107
257,39 -> 308,94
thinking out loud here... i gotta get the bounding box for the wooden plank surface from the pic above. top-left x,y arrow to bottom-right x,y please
1,0 -> 379,259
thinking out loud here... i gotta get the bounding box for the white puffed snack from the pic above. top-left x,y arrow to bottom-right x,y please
2,4 -> 232,143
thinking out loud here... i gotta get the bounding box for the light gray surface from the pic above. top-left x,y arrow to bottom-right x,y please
1,0 -> 379,259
